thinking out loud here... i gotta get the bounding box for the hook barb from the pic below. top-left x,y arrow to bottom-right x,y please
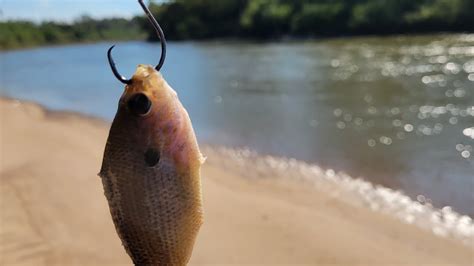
108,45 -> 132,85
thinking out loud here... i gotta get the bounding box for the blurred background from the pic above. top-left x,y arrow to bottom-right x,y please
1,0 -> 473,217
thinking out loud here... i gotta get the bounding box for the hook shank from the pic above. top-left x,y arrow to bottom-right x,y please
107,0 -> 167,85
138,0 -> 167,71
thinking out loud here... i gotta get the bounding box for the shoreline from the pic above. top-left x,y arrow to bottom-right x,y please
2,96 -> 474,245
1,97 -> 473,264
2,32 -> 473,52
0,37 -> 146,52
203,146 -> 474,247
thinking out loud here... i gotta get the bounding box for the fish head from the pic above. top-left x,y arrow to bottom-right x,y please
112,64 -> 203,170
119,64 -> 173,118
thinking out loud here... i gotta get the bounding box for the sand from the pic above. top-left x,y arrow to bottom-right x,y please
0,97 -> 472,265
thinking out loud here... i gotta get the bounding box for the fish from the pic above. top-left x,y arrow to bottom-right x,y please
99,3 -> 204,264
99,64 -> 204,265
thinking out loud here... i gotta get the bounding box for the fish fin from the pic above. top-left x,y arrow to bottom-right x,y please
199,153 -> 207,165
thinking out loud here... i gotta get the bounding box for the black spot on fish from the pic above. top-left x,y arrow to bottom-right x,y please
144,148 -> 160,167
128,93 -> 152,116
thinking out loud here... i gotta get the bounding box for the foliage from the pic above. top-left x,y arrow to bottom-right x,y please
0,16 -> 145,50
2,0 -> 473,50
145,0 -> 474,40
146,0 -> 247,40
405,0 -> 471,31
291,2 -> 346,35
240,0 -> 293,37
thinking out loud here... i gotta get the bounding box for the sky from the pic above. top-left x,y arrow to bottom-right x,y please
0,0 -> 163,22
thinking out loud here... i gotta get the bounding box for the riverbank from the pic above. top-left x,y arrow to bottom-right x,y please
3,31 -> 474,52
0,37 -> 147,52
0,97 -> 472,265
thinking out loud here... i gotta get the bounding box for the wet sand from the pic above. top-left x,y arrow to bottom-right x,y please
0,97 -> 472,265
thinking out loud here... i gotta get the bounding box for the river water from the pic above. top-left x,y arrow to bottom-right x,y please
1,34 -> 473,215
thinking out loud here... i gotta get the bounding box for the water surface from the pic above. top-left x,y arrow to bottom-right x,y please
1,35 -> 473,215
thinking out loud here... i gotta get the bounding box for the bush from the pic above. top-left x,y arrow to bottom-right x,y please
2,0 -> 473,50
0,17 -> 145,50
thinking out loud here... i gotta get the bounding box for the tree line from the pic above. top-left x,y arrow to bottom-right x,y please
0,16 -> 146,50
1,0 -> 473,50
147,0 -> 474,40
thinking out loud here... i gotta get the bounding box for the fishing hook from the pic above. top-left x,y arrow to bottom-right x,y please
107,0 -> 167,84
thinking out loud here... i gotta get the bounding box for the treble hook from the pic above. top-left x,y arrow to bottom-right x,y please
107,0 -> 167,84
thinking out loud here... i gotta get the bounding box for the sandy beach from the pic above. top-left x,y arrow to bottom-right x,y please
0,97 -> 472,265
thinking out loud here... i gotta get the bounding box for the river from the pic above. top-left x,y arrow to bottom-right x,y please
1,34 -> 473,215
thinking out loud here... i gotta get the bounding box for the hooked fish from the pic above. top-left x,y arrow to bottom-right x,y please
99,1 -> 204,265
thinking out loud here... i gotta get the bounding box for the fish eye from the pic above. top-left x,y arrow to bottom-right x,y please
127,93 -> 152,116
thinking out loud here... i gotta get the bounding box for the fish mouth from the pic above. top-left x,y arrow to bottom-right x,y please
134,64 -> 154,79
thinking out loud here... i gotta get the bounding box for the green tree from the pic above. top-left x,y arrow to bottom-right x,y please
405,0 -> 465,30
240,0 -> 293,37
2,0 -> 473,50
291,1 -> 346,35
